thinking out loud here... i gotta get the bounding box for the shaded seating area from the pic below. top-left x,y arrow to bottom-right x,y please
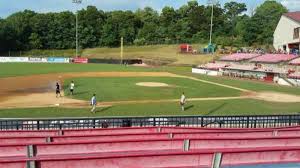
220,53 -> 261,62
288,72 -> 300,79
1,126 -> 300,167
198,62 -> 229,70
289,57 -> 300,65
250,54 -> 298,63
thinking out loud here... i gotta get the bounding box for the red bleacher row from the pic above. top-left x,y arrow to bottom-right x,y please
220,53 -> 298,63
220,53 -> 261,61
0,126 -> 300,168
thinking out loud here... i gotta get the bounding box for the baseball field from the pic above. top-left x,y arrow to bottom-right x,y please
1,63 -> 300,118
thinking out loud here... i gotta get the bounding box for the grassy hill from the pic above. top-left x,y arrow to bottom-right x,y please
7,44 -> 219,66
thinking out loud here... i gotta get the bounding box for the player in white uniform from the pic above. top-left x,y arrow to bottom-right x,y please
70,81 -> 75,95
90,94 -> 97,113
180,92 -> 186,111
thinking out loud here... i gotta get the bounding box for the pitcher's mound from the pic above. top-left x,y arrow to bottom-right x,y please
136,82 -> 170,87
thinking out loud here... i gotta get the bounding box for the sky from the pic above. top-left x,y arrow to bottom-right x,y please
0,0 -> 299,18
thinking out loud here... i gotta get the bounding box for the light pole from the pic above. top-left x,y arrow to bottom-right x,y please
207,0 -> 217,45
72,0 -> 82,57
120,37 -> 124,64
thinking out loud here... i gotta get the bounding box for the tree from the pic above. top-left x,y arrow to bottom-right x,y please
102,11 -> 141,47
0,1 -> 290,51
0,19 -> 16,52
136,7 -> 159,24
78,6 -> 106,48
244,0 -> 288,45
224,2 -> 247,22
5,10 -> 36,50
135,7 -> 160,44
29,33 -> 42,49
223,2 -> 247,48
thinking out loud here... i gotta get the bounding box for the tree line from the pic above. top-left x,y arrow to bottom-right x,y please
0,0 -> 288,53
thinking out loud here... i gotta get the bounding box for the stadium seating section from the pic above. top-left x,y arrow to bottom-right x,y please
290,57 -> 300,65
198,62 -> 228,70
0,126 -> 300,168
288,72 -> 300,79
250,54 -> 297,63
220,53 -> 261,62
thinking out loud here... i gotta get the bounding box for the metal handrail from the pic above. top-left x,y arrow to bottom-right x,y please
0,114 -> 299,130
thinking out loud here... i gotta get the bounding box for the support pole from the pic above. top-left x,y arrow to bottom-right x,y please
76,11 -> 78,57
121,37 -> 124,64
209,2 -> 214,45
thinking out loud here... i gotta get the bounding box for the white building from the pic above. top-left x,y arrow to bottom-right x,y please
273,12 -> 300,53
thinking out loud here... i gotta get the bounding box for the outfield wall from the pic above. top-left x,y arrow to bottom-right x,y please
0,57 -> 70,63
192,68 -> 220,76
0,56 -> 142,65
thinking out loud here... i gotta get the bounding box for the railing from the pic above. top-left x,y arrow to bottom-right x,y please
0,114 -> 300,130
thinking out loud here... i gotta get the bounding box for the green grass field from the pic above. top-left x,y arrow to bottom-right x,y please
0,99 -> 299,118
64,77 -> 240,101
1,63 -> 300,118
0,63 -> 161,78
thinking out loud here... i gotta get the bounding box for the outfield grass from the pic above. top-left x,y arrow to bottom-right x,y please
64,77 -> 240,101
0,63 -> 179,78
0,99 -> 299,118
11,44 -> 218,65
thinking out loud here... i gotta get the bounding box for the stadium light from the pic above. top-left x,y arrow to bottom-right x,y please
72,0 -> 82,57
207,0 -> 218,45
120,37 -> 124,64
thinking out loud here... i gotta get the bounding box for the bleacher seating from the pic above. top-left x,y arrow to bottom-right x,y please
250,54 -> 298,63
0,126 -> 300,167
290,57 -> 300,65
224,64 -> 287,74
220,53 -> 261,62
288,72 -> 300,79
198,62 -> 228,70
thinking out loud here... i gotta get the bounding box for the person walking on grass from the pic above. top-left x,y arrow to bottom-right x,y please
70,81 -> 75,95
180,92 -> 186,111
90,94 -> 97,113
56,82 -> 61,98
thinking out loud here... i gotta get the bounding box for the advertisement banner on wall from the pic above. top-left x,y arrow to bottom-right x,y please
47,57 -> 70,63
0,57 -> 12,62
73,57 -> 88,64
28,57 -> 47,63
0,57 -> 29,62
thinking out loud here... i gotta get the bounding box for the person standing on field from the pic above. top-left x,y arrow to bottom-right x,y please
180,92 -> 186,111
90,94 -> 97,113
70,81 -> 75,95
56,82 -> 61,98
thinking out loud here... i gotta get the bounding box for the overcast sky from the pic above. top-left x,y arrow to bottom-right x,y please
0,0 -> 299,18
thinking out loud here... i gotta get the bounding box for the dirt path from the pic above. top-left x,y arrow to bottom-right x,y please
175,75 -> 250,92
0,92 -> 87,109
0,93 -> 247,109
101,96 -> 247,105
0,72 -> 299,109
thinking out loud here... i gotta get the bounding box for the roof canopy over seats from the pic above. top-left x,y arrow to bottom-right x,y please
250,54 -> 298,63
220,53 -> 261,62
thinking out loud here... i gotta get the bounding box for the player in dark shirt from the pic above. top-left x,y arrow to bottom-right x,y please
56,82 -> 61,98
